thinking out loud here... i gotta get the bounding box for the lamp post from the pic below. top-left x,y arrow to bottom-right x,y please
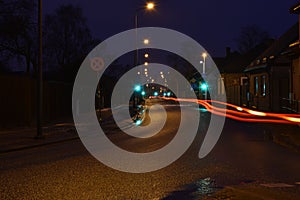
36,0 -> 43,139
134,2 -> 155,66
133,2 -> 155,109
202,52 -> 207,100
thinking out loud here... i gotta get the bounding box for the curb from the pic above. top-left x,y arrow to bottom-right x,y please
1,107 -> 148,154
0,136 -> 79,154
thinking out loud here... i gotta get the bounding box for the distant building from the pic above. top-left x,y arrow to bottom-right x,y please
289,3 -> 300,113
214,49 -> 245,105
244,23 -> 298,112
215,43 -> 272,106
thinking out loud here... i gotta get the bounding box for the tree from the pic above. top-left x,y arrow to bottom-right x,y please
0,0 -> 37,73
236,25 -> 271,54
44,4 -> 96,82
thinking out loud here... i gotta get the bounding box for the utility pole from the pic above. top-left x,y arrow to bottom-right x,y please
36,0 -> 43,139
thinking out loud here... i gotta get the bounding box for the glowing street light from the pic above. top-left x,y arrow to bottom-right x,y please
146,2 -> 155,10
143,39 -> 150,45
144,53 -> 149,58
134,2 -> 156,66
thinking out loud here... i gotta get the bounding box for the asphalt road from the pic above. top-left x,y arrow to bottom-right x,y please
1,99 -> 300,199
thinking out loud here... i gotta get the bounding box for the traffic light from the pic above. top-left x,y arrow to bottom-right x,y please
134,85 -> 141,92
141,91 -> 146,96
200,83 -> 208,91
154,91 -> 158,96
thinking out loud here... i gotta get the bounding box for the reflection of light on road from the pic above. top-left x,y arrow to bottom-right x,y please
135,119 -> 142,126
160,97 -> 300,125
199,108 -> 208,112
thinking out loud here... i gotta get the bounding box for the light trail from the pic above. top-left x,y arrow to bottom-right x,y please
160,97 -> 300,125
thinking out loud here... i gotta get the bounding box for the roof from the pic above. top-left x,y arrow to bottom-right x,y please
244,64 -> 267,72
215,40 -> 273,74
290,2 -> 300,14
245,23 -> 298,72
222,51 -> 261,73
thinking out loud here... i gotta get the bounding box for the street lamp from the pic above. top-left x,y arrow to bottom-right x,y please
133,2 -> 155,110
146,2 -> 155,10
143,39 -> 150,45
201,52 -> 207,100
134,2 -> 155,66
202,52 -> 207,74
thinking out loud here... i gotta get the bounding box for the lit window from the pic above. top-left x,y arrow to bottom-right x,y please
221,78 -> 225,95
217,78 -> 221,95
261,75 -> 266,96
254,76 -> 259,96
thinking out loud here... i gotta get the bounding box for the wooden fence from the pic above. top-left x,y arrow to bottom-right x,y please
0,74 -> 72,128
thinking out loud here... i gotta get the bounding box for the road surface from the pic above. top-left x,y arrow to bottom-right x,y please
1,99 -> 300,199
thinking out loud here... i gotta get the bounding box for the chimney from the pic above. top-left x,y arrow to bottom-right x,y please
226,47 -> 231,58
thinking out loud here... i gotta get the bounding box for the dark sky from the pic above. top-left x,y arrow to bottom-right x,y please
44,0 -> 299,57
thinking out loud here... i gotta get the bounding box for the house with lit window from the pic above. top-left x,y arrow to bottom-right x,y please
244,23 -> 298,112
288,3 -> 300,113
215,50 -> 250,106
214,45 -> 272,106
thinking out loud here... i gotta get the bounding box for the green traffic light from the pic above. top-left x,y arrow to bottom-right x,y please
200,83 -> 208,91
134,85 -> 141,92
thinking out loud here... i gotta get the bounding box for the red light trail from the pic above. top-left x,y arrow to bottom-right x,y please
160,97 -> 300,125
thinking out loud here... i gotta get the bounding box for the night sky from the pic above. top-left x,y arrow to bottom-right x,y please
44,0 -> 299,57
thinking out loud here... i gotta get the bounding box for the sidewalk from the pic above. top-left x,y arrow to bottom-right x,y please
0,122 -> 78,153
0,108 -> 113,154
265,123 -> 300,153
240,122 -> 300,153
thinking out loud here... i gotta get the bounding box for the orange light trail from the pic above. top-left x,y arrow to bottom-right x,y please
160,97 -> 300,125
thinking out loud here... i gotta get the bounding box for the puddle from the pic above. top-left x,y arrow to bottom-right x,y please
162,178 -> 222,200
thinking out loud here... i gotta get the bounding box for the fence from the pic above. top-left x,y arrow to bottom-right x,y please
280,97 -> 300,114
0,74 -> 72,128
